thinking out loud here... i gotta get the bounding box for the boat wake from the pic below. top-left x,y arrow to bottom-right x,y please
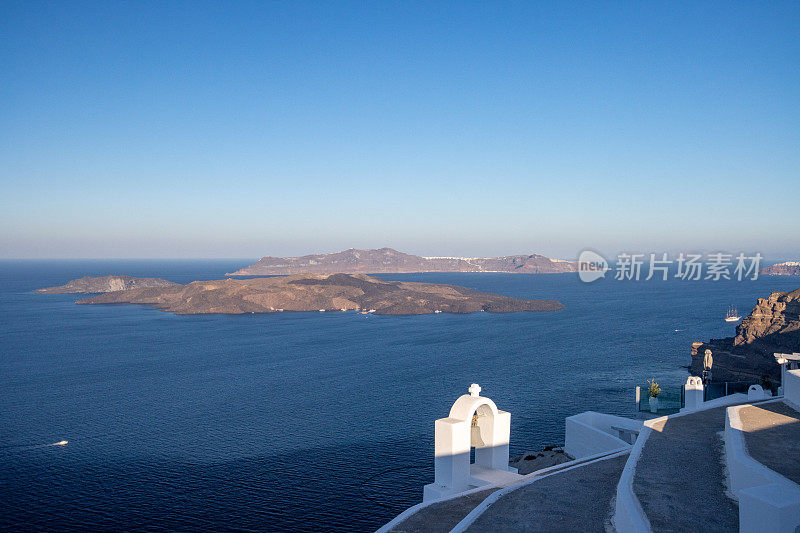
0,440 -> 68,452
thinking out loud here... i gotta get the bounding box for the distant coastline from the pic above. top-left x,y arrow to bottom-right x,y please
227,247 -> 578,276
37,275 -> 178,294
760,260 -> 800,276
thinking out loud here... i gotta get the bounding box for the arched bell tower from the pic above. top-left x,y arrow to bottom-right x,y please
423,384 -> 520,501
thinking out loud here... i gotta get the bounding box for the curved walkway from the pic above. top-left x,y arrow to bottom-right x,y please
385,450 -> 627,532
463,454 -> 627,532
633,406 -> 738,532
386,489 -> 496,533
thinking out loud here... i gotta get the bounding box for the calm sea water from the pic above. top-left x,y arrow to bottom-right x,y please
1,260 -> 797,532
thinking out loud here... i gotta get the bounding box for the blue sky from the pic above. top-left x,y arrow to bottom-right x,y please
1,1 -> 798,259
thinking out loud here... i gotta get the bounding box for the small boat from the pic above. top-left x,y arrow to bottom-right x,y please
53,440 -> 68,446
724,305 -> 742,322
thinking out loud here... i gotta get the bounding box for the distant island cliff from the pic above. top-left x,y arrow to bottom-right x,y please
37,275 -> 179,294
760,261 -> 800,276
75,273 -> 565,316
226,248 -> 579,276
691,288 -> 800,381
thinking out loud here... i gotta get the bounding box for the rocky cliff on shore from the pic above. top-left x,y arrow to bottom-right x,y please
76,273 -> 565,316
37,275 -> 179,294
227,248 -> 578,276
691,288 -> 800,381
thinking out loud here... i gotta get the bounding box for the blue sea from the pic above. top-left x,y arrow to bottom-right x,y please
1,260 -> 797,532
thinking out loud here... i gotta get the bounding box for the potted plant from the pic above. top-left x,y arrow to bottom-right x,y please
648,379 -> 661,413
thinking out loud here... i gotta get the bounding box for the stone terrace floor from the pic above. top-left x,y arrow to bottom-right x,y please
464,454 -> 627,533
738,400 -> 800,484
633,406 -> 739,532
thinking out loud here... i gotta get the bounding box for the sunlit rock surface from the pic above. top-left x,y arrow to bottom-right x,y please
691,288 -> 800,381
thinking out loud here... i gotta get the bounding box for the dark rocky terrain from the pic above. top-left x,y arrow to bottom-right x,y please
76,273 -> 565,315
691,288 -> 800,381
37,275 -> 179,294
509,446 -> 571,474
760,261 -> 800,276
227,248 -> 578,276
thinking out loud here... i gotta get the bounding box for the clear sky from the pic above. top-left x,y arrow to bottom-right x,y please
2,1 -> 798,259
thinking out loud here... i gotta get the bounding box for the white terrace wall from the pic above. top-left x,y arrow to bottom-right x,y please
564,411 -> 642,459
725,402 -> 800,532
785,369 -> 800,407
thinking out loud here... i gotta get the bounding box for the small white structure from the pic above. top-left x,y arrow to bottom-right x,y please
747,384 -> 770,401
423,384 -> 520,502
683,376 -> 704,411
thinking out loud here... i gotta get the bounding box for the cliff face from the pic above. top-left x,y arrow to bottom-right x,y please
227,248 -> 578,276
733,289 -> 800,348
760,261 -> 800,276
37,275 -> 179,294
76,273 -> 565,316
691,288 -> 800,381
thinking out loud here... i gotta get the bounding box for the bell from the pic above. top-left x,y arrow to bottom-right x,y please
471,424 -> 485,447
471,413 -> 485,447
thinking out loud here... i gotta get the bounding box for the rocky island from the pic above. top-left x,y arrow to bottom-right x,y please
37,275 -> 179,294
691,288 -> 800,381
227,247 -> 578,276
75,273 -> 565,315
760,261 -> 800,276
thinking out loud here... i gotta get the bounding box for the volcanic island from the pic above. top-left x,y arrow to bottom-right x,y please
60,273 -> 565,316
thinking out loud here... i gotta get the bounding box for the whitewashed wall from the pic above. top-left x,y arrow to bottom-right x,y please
564,411 -> 641,459
784,369 -> 800,407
